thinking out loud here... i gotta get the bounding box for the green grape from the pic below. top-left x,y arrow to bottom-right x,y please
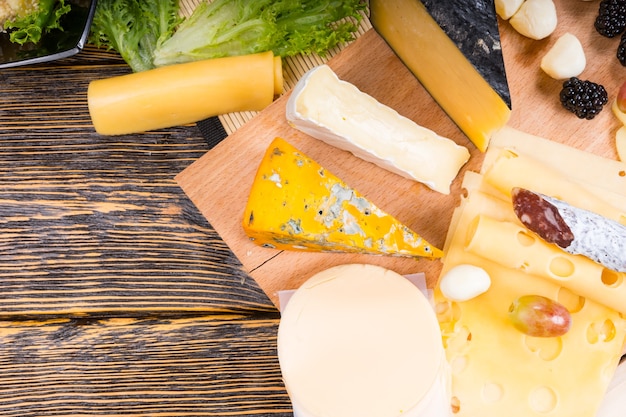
508,295 -> 572,337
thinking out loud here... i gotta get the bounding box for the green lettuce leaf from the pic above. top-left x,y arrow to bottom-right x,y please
152,0 -> 367,67
89,0 -> 182,72
5,0 -> 72,45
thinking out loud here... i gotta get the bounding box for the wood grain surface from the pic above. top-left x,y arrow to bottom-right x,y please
0,47 -> 275,317
177,0 -> 626,308
0,1 -> 624,416
0,39 -> 285,417
0,315 -> 290,416
177,29 -> 467,308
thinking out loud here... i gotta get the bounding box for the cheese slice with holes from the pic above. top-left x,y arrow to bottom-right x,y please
286,64 -> 470,194
464,214 -> 626,315
277,263 -> 451,417
434,128 -> 626,416
242,137 -> 442,259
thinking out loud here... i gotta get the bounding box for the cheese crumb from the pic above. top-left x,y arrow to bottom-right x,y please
0,0 -> 37,27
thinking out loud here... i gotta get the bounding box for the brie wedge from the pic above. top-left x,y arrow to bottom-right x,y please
285,64 -> 470,194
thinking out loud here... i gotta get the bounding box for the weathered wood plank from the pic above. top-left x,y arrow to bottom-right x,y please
0,315 -> 290,416
0,46 -> 274,316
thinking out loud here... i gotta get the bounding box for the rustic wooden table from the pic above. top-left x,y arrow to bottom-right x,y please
0,47 -> 290,416
1,0 -> 624,415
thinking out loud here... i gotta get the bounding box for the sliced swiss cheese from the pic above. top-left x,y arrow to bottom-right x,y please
242,137 -> 443,259
464,214 -> 626,315
482,143 -> 626,226
369,0 -> 511,151
277,263 -> 451,417
286,64 -> 470,195
433,128 -> 626,416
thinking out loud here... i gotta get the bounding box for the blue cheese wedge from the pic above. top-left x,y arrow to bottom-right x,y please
242,137 -> 443,259
285,64 -> 470,195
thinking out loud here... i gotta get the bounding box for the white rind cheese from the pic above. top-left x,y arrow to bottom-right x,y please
277,263 -> 452,417
286,65 -> 470,195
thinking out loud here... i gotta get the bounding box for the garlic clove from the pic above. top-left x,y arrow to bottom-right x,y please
540,32 -> 586,79
439,264 -> 491,302
509,0 -> 558,40
495,0 -> 525,19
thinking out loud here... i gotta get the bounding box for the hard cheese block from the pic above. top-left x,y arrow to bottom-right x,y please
434,127 -> 626,416
286,64 -> 470,195
369,0 -> 511,152
242,137 -> 443,259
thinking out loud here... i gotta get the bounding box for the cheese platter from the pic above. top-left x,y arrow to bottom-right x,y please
177,0 -> 625,307
173,1 -> 626,416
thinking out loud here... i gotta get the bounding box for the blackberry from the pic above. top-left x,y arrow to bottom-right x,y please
595,0 -> 626,38
559,77 -> 608,120
619,32 -> 626,66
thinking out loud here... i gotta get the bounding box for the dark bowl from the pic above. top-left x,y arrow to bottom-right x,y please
0,0 -> 97,69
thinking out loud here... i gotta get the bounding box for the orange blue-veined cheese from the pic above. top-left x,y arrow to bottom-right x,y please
242,137 -> 443,259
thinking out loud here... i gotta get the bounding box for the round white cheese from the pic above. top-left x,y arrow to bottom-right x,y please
277,263 -> 450,417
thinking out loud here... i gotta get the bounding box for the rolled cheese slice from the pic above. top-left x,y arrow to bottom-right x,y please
483,148 -> 626,226
88,51 -> 283,135
286,64 -> 470,194
464,214 -> 626,315
277,264 -> 451,417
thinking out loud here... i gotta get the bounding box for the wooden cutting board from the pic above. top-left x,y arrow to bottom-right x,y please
176,1 -> 625,308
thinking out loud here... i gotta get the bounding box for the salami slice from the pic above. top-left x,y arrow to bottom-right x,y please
511,187 -> 574,248
511,187 -> 626,273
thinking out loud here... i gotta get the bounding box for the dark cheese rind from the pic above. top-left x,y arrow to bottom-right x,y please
421,0 -> 511,108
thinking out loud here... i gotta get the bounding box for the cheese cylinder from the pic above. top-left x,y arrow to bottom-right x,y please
465,214 -> 626,315
88,52 -> 283,135
277,264 -> 451,417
